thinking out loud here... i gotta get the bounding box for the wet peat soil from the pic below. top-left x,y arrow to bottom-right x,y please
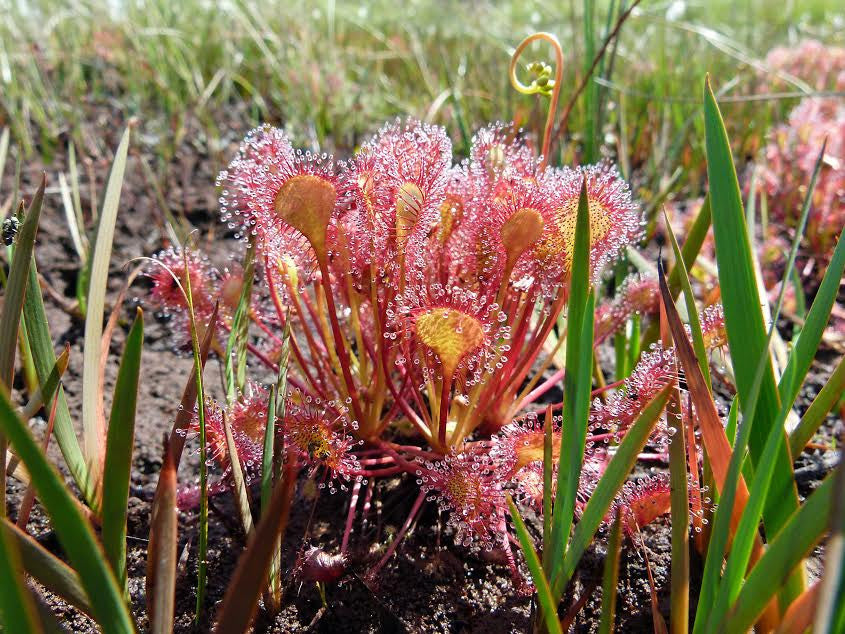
2,108 -> 841,632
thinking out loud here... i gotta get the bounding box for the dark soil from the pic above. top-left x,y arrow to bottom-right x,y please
2,105 -> 841,633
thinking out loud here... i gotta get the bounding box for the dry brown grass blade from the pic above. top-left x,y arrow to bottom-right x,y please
145,303 -> 218,630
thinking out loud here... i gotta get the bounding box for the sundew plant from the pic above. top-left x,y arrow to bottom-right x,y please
0,16 -> 843,634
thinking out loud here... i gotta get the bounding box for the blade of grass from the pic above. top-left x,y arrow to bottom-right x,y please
719,474 -> 835,633
67,142 -> 87,256
813,431 -> 845,634
660,281 -> 689,634
582,0 -> 597,164
182,253 -> 210,622
18,343 -> 69,422
507,495 -> 563,634
0,514 -> 42,632
790,354 -> 845,457
223,411 -> 254,537
664,211 -> 710,389
23,259 -> 89,500
555,382 -> 673,597
263,324 -> 290,608
775,582 -> 819,634
261,384 -> 277,515
549,178 -> 593,591
779,226 -> 845,414
0,391 -> 135,633
101,309 -> 144,590
17,394 -> 59,530
0,176 -> 45,519
541,405 -> 553,571
0,128 -> 8,182
659,266 -> 775,632
147,439 -> 177,634
213,456 -> 297,633
703,75 -> 799,545
707,141 -> 828,630
598,510 -> 623,634
145,303 -> 216,632
224,241 -> 255,404
58,172 -> 86,262
2,518 -> 91,615
81,126 -> 130,491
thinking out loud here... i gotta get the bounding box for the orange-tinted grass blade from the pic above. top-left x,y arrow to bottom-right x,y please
775,582 -> 819,634
658,266 -> 754,540
16,394 -> 59,530
661,293 -> 689,634
147,438 -> 177,634
659,263 -> 778,631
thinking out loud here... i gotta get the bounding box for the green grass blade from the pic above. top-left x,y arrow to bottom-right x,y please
813,453 -> 845,633
0,392 -> 135,633
0,176 -> 45,519
582,0 -> 597,164
0,128 -> 9,184
146,305 -> 217,632
101,309 -> 144,590
707,141 -> 830,627
261,385 -> 277,515
598,510 -> 623,634
81,126 -> 130,487
664,210 -> 711,389
23,259 -> 89,499
703,75 -> 798,542
19,343 -> 69,422
668,194 -> 712,297
2,518 -> 91,615
183,254 -> 210,622
0,513 -> 42,632
0,176 -> 44,386
663,327 -> 689,633
642,195 -> 711,349
223,411 -> 254,536
707,361 -> 798,632
541,406 -> 553,571
555,383 -> 673,597
224,240 -> 255,403
789,354 -> 845,457
779,225 -> 845,413
719,474 -> 834,633
507,495 -> 563,634
549,178 -> 593,592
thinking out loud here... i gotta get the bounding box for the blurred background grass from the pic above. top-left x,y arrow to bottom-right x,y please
1,0 -> 842,194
